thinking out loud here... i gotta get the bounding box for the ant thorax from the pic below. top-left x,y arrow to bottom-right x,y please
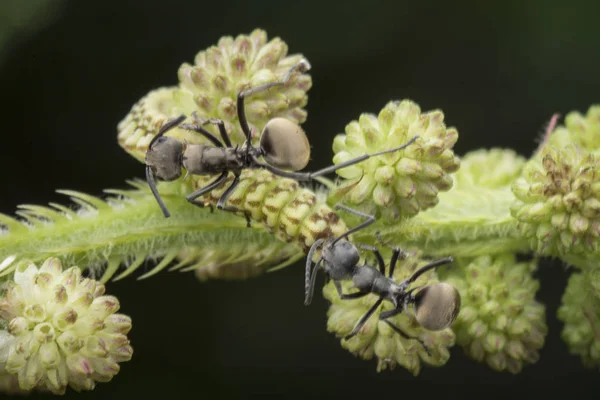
351,265 -> 394,299
181,144 -> 245,175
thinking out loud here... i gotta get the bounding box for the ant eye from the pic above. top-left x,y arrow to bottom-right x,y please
260,118 -> 310,171
157,137 -> 167,144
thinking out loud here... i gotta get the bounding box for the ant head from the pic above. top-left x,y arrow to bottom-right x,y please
145,136 -> 184,181
411,282 -> 461,331
259,118 -> 310,171
322,239 -> 360,272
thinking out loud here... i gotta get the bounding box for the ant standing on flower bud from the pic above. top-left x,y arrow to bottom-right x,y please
304,204 -> 461,355
144,58 -> 419,219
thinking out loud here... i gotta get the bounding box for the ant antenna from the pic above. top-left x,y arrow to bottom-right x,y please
331,204 -> 376,245
305,238 -> 325,306
146,166 -> 171,218
146,114 -> 187,218
148,114 -> 187,149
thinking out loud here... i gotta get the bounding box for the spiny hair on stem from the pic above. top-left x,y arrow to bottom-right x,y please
0,179 -> 301,283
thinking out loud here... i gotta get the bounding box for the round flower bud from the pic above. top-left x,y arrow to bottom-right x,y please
323,250 -> 456,375
557,270 -> 600,368
331,100 -> 460,221
439,254 -> 547,374
0,259 -> 133,394
545,105 -> 600,154
174,28 -> 311,145
510,144 -> 600,256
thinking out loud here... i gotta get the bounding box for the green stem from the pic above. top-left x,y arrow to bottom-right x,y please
353,186 -> 528,257
0,180 -> 301,282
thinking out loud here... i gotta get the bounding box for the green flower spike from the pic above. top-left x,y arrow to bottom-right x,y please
331,100 -> 460,220
175,239 -> 302,282
557,270 -> 600,368
511,144 -> 600,256
0,258 -> 133,394
323,250 -> 455,375
440,254 -> 547,374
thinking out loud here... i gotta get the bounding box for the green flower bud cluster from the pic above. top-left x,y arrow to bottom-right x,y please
545,105 -> 600,154
331,100 -> 460,220
323,249 -> 455,375
439,254 -> 547,374
175,28 -> 312,145
0,259 -> 133,394
511,144 -> 600,256
557,270 -> 600,368
454,148 -> 526,190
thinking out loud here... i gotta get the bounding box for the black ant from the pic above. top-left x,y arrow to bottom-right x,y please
304,204 -> 461,354
144,59 -> 419,218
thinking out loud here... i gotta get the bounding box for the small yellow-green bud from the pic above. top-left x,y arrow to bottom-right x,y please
511,145 -> 600,256
545,105 -> 600,154
0,258 -> 133,394
323,250 -> 456,375
557,270 -> 600,368
331,100 -> 460,220
439,254 -> 547,374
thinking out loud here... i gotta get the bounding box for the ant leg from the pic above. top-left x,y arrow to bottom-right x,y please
188,199 -> 214,213
374,231 -> 407,278
405,257 -> 454,285
379,308 -> 432,356
185,172 -> 228,204
305,239 -> 324,306
331,204 -> 375,244
333,281 -> 369,300
189,112 -> 232,147
237,59 -> 311,144
356,244 -> 386,275
249,135 -> 419,181
344,297 -> 384,340
215,173 -> 252,228
179,122 -> 224,148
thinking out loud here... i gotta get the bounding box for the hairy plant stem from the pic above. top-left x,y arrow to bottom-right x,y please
0,181 -> 301,282
0,180 -> 527,284
352,186 -> 527,257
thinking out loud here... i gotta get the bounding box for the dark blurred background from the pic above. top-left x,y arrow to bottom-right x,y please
1,0 -> 600,398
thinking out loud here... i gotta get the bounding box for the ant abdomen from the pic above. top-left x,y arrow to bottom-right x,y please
260,118 -> 310,171
412,282 -> 461,331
